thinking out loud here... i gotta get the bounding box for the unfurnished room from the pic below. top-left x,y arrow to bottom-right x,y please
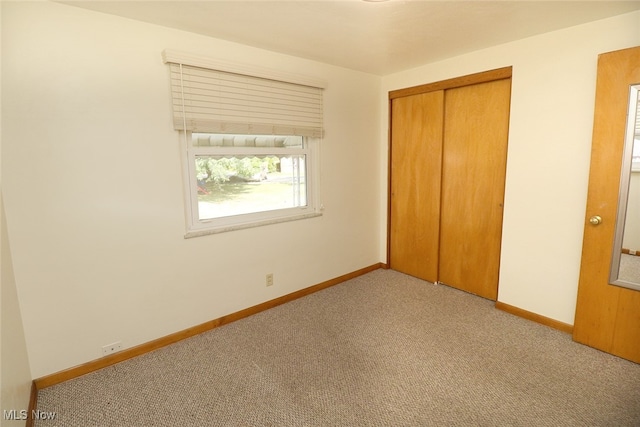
1,1 -> 640,426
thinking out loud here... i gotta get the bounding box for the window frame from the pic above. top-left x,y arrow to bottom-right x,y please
181,132 -> 321,237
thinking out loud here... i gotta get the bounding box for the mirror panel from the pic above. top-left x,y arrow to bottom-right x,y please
610,84 -> 640,290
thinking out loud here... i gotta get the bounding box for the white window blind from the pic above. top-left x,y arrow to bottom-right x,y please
163,53 -> 324,138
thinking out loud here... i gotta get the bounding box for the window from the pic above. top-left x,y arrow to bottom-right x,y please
186,133 -> 319,233
162,50 -> 325,235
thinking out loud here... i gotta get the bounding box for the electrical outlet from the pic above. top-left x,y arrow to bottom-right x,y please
101,341 -> 122,356
266,273 -> 274,287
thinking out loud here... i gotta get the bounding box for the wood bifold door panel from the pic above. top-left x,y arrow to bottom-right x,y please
573,46 -> 640,363
389,68 -> 512,301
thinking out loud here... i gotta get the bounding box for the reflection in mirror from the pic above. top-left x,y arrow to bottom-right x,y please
610,84 -> 640,291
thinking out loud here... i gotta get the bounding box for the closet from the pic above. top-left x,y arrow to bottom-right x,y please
388,68 -> 512,300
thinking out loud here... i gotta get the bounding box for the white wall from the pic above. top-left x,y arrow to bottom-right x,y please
1,1 -> 33,422
1,198 -> 32,427
2,2 -> 382,378
381,11 -> 640,325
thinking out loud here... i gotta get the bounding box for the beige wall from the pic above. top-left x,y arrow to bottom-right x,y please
1,199 -> 32,427
1,2 -> 33,424
381,11 -> 640,324
2,2 -> 382,378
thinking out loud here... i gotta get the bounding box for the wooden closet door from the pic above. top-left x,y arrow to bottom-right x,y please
389,91 -> 444,283
438,79 -> 511,300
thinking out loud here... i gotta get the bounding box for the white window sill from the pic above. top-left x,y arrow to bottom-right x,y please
184,212 -> 323,238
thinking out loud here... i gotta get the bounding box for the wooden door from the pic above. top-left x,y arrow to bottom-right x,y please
438,79 -> 511,300
573,46 -> 640,363
389,91 -> 444,283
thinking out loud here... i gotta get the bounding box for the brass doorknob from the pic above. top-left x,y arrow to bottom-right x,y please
589,215 -> 602,225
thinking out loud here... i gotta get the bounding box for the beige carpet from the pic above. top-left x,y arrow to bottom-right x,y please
35,269 -> 640,426
619,253 -> 640,284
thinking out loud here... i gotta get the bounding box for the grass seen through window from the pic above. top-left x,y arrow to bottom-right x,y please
196,155 -> 307,220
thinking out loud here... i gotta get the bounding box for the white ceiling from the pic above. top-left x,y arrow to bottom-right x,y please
61,0 -> 640,75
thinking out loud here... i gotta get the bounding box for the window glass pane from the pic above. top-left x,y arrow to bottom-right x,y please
195,155 -> 307,220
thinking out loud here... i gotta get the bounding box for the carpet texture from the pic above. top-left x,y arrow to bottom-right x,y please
35,269 -> 640,426
619,253 -> 640,283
